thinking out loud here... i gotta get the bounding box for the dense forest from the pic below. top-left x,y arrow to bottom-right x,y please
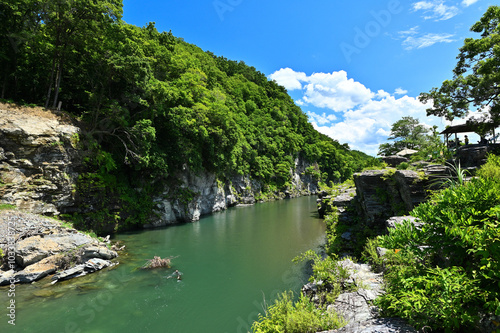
0,0 -> 380,229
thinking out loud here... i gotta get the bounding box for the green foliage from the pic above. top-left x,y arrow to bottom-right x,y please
396,162 -> 409,170
294,250 -> 350,295
0,203 -> 16,210
377,266 -> 485,331
251,291 -> 344,333
0,0 -> 379,230
374,162 -> 500,331
419,6 -> 500,125
378,117 -> 441,158
477,154 -> 500,180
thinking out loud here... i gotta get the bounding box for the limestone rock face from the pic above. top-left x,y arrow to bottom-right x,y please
353,169 -> 429,227
148,156 -> 319,227
0,106 -> 81,215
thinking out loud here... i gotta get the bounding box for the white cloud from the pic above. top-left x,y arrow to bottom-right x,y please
307,111 -> 337,125
312,95 -> 437,155
272,70 -> 375,112
398,26 -> 420,36
462,0 -> 479,7
268,67 -> 307,91
269,68 -> 442,156
412,1 -> 460,21
402,33 -> 455,50
394,88 -> 408,95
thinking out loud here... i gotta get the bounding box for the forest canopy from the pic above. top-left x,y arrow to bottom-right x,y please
0,0 -> 380,189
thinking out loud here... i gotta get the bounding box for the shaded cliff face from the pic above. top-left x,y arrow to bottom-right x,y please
0,105 -> 81,215
353,169 -> 429,226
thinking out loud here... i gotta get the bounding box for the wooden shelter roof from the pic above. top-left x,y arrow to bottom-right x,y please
440,122 -> 497,135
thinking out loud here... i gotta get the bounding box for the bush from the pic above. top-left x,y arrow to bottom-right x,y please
477,154 -> 500,180
251,291 -> 344,333
375,171 -> 500,331
396,162 -> 409,170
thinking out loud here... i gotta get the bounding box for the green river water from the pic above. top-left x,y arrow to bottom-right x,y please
0,196 -> 326,333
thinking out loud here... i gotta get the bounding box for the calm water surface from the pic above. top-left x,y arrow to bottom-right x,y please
0,196 -> 325,333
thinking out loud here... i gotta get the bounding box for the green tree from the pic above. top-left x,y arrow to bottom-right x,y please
419,6 -> 500,126
377,116 -> 432,156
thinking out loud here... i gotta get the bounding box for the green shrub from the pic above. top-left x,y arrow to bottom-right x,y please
396,162 -> 409,170
377,266 -> 485,330
477,154 -> 500,180
251,291 -> 344,333
375,174 -> 500,331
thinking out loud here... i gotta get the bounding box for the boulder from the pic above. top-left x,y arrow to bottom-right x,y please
353,170 -> 429,226
81,246 -> 118,260
15,233 -> 95,267
13,255 -> 58,283
51,258 -> 115,283
381,155 -> 409,167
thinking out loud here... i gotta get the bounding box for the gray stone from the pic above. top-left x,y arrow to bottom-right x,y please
51,258 -> 114,283
15,233 -> 95,267
0,108 -> 81,215
353,170 -> 429,226
376,247 -> 388,258
381,155 -> 409,167
81,246 -> 118,260
319,318 -> 417,333
385,216 -> 422,230
0,270 -> 16,286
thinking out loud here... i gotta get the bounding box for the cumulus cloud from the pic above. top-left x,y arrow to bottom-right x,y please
272,70 -> 375,112
462,0 -> 479,7
268,67 -> 307,91
402,33 -> 455,50
269,68 -> 441,156
306,111 -> 337,125
412,1 -> 460,21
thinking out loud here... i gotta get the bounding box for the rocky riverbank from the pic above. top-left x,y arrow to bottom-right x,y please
0,209 -> 120,285
311,178 -> 420,333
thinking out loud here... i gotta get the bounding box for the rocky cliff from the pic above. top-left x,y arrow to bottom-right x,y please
352,168 -> 431,227
0,104 -> 319,228
148,157 -> 319,227
0,104 -> 81,215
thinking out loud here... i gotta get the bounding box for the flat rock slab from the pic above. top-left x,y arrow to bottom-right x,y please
319,318 -> 417,333
15,233 -> 95,267
51,258 -> 115,283
318,259 -> 417,333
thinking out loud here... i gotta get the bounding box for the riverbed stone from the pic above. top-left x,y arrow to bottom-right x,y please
81,246 -> 118,260
14,255 -> 59,283
15,233 -> 95,267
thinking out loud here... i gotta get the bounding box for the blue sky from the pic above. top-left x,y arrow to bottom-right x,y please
122,0 -> 497,156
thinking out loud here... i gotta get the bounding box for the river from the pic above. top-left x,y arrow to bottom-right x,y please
0,196 -> 326,333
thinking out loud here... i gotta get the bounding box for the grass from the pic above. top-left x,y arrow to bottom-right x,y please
0,203 -> 16,210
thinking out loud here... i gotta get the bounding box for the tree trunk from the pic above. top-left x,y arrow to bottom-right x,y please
52,60 -> 63,109
45,58 -> 56,109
